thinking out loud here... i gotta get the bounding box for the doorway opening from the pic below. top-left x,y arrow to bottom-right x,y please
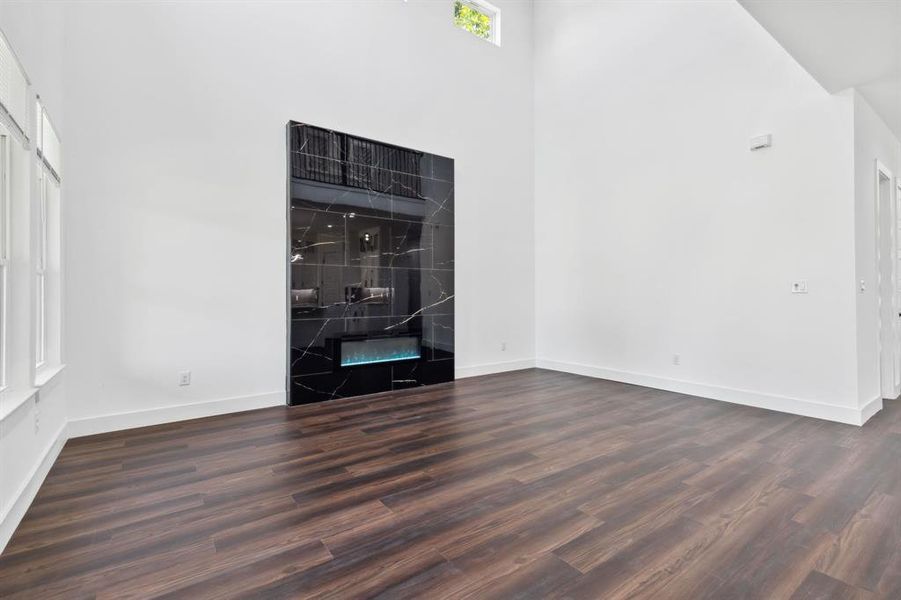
876,160 -> 897,400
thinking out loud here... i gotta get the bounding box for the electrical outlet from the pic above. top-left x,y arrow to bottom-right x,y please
791,280 -> 808,294
860,279 -> 867,293
501,342 -> 507,352
672,354 -> 681,366
33,398 -> 41,433
178,370 -> 192,386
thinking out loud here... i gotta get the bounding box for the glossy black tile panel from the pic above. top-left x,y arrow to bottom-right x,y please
390,361 -> 426,390
392,268 -> 454,318
427,154 -> 454,183
392,177 -> 454,227
292,366 -> 393,404
428,314 -> 455,362
428,224 -> 454,269
386,220 -> 430,269
392,359 -> 455,388
288,122 -> 453,405
346,315 -> 423,338
290,318 -> 344,376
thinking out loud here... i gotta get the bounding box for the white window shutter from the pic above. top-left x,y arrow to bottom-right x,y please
0,33 -> 29,136
41,111 -> 60,175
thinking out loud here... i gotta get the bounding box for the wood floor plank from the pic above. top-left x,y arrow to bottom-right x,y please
791,571 -> 876,600
2,368 -> 901,598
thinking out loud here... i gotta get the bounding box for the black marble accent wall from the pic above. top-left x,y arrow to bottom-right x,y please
288,123 -> 454,405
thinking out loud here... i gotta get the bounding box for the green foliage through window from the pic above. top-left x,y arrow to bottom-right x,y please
454,1 -> 492,41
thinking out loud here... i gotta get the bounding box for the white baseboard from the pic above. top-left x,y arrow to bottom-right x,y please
860,395 -> 883,425
455,359 -> 536,379
68,391 -> 286,438
536,359 -> 874,426
0,422 -> 68,554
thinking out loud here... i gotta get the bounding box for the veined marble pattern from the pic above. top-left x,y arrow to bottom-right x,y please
288,122 -> 454,405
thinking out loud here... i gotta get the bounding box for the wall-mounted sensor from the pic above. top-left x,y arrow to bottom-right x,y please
750,134 -> 772,151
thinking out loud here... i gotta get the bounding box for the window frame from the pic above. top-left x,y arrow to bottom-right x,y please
33,97 -> 61,380
34,164 -> 47,370
0,123 -> 9,391
453,0 -> 501,46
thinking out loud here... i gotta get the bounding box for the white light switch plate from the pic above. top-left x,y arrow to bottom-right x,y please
791,280 -> 808,294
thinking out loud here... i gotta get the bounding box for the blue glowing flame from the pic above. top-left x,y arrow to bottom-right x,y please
340,338 -> 421,367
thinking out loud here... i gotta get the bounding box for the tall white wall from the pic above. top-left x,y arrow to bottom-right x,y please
0,1 -> 68,553
62,0 -> 535,434
852,89 -> 901,406
533,0 -> 864,423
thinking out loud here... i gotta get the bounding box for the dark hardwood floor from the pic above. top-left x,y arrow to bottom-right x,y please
2,368 -> 900,598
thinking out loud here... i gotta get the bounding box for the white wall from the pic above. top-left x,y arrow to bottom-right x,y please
0,1 -> 68,552
62,0 -> 535,434
851,89 -> 901,407
533,0 -> 865,423
0,381 -> 66,554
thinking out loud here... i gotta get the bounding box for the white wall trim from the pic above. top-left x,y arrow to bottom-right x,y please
860,395 -> 883,425
455,358 -> 536,379
67,391 -> 286,438
874,159 -> 897,401
0,421 -> 67,554
536,358 -> 876,426
0,386 -> 38,423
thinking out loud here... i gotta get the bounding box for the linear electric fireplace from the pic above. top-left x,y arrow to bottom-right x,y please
287,122 -> 454,405
337,335 -> 422,368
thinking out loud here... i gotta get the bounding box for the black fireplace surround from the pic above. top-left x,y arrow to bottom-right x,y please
287,122 -> 455,405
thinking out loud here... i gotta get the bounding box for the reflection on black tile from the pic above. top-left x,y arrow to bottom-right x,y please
388,220 -> 429,269
344,266 -> 393,319
292,179 -> 392,220
392,268 -> 454,317
392,195 -> 427,223
291,265 -> 393,319
290,209 -> 345,266
346,216 -> 430,269
347,215 -> 391,268
290,264 -> 347,318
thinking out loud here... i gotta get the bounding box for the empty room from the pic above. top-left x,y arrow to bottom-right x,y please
1,0 -> 901,597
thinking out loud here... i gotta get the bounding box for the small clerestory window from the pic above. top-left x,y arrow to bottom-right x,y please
453,0 -> 500,46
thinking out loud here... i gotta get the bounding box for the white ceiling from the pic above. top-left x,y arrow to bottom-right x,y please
739,0 -> 901,140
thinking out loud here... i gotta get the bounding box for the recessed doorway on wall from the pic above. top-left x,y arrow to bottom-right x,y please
876,160 -> 898,400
